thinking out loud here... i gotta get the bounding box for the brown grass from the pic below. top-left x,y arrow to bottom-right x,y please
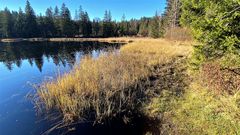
164,27 -> 193,41
36,39 -> 193,126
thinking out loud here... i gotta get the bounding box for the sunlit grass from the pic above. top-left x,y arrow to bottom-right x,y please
170,83 -> 240,135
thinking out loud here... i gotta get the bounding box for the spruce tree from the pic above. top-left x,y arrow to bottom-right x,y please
79,8 -> 92,37
119,14 -> 129,36
53,6 -> 61,37
92,18 -> 101,37
102,10 -> 114,37
181,0 -> 240,60
15,8 -> 25,37
163,0 -> 181,28
150,12 -> 160,38
1,8 -> 14,38
138,17 -> 151,37
60,3 -> 74,37
24,0 -> 38,37
45,7 -> 55,37
0,11 -> 3,38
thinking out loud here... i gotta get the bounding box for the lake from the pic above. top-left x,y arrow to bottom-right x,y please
0,41 -> 158,135
0,41 -> 126,135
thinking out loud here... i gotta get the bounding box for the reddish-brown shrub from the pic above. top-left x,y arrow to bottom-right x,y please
201,62 -> 240,94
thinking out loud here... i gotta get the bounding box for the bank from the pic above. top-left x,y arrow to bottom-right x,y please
0,37 -> 136,43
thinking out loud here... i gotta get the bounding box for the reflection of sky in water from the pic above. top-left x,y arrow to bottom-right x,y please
0,41 -> 121,135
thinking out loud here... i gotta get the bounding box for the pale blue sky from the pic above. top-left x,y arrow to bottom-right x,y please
0,0 -> 166,20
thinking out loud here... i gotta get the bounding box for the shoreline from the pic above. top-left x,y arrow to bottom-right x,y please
0,37 -> 135,43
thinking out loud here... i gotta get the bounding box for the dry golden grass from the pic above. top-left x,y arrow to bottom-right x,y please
164,27 -> 193,41
36,38 -> 193,125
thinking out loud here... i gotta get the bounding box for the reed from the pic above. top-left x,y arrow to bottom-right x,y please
36,39 -> 192,125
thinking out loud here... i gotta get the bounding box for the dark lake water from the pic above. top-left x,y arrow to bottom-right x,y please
0,41 -> 126,135
0,41 -> 159,135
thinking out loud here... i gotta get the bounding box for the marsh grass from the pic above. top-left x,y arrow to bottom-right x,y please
35,39 -> 192,128
164,27 -> 193,41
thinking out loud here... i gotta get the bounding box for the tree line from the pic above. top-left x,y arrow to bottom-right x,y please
0,0 -> 172,38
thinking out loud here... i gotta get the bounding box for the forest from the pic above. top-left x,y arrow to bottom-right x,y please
0,0 -> 175,38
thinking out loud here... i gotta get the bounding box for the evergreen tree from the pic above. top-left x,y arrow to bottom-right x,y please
37,14 -> 47,37
79,8 -> 92,37
163,0 -> 181,28
150,12 -> 161,38
15,8 -> 25,37
102,10 -> 114,37
138,17 -> 151,37
24,0 -> 38,37
128,19 -> 139,36
60,3 -> 74,37
45,7 -> 55,37
181,0 -> 240,62
119,14 -> 129,36
1,8 -> 14,38
92,18 -> 101,37
0,11 -> 3,38
53,6 -> 61,37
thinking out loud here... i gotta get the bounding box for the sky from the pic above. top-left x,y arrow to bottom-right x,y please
0,0 -> 166,21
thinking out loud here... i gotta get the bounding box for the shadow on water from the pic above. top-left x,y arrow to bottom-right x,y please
45,116 -> 160,135
0,41 -> 122,72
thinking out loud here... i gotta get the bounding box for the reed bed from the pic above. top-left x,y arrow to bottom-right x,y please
36,39 -> 192,125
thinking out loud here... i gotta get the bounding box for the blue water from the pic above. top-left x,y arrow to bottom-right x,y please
0,41 -> 121,135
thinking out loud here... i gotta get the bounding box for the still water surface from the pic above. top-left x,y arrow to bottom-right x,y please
0,41 -> 124,135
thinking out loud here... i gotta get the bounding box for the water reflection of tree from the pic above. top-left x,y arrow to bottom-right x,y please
0,42 -> 121,72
